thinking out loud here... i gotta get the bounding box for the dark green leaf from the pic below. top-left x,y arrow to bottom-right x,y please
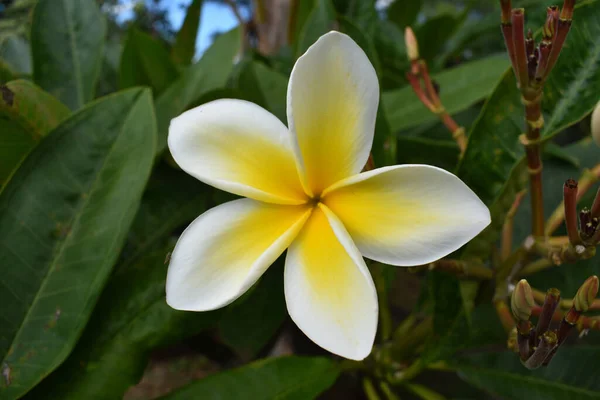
415,13 -> 464,63
218,265 -> 286,360
0,80 -> 70,187
387,0 -> 422,30
0,88 -> 156,399
155,28 -> 241,155
171,0 -> 203,65
395,136 -> 459,170
31,0 -> 106,110
24,164 -> 215,400
0,35 -> 31,76
457,347 -> 600,400
162,356 -> 340,400
235,61 -> 288,123
296,0 -> 336,57
382,54 -> 510,134
119,28 -> 179,95
372,103 -> 397,166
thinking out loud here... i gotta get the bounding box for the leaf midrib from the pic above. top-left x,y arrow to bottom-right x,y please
62,0 -> 84,109
0,91 -> 143,371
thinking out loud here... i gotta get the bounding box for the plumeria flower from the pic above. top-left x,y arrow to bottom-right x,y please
166,31 -> 491,360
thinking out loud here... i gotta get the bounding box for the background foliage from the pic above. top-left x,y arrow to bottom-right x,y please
1,0 -> 599,399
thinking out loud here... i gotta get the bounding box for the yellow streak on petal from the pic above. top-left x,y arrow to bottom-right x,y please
205,203 -> 311,281
323,180 -> 428,238
294,205 -> 365,317
201,131 -> 307,202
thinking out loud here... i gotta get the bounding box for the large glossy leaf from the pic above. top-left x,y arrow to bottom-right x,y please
31,0 -> 106,110
171,0 -> 203,65
163,356 -> 340,400
119,29 -> 179,95
457,0 -> 600,207
155,28 -> 241,154
23,165 -> 216,400
0,88 -> 156,399
457,347 -> 600,399
0,80 -> 70,187
382,54 -> 510,133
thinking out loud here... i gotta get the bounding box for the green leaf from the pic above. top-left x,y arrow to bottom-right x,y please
0,35 -> 31,76
0,88 -> 156,399
171,0 -> 203,65
24,164 -> 215,400
382,54 -> 510,134
235,60 -> 288,123
395,137 -> 459,170
457,0 -> 600,208
0,80 -> 70,187
119,28 -> 179,95
296,0 -> 336,57
155,28 -> 241,155
457,347 -> 600,399
415,13 -> 464,63
163,356 -> 340,400
387,0 -> 422,29
218,265 -> 287,360
0,60 -> 15,84
31,0 -> 106,110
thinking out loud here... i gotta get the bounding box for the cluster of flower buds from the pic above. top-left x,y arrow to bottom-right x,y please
510,276 -> 599,368
554,179 -> 600,262
500,0 -> 575,90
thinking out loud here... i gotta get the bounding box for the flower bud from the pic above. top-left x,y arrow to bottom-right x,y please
405,27 -> 419,61
592,101 -> 600,147
511,279 -> 535,321
574,275 -> 599,312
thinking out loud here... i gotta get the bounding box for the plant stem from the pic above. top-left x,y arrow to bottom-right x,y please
494,299 -> 516,333
523,331 -> 557,369
518,258 -> 553,276
409,259 -> 493,280
372,263 -> 393,341
563,179 -> 581,245
502,189 -> 527,260
546,165 -> 600,236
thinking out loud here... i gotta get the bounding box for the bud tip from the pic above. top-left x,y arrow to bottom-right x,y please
511,279 -> 535,321
405,27 -> 419,61
575,275 -> 599,312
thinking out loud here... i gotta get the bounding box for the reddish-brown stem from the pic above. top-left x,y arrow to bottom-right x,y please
560,0 -> 576,20
406,73 -> 435,111
511,9 -> 529,88
524,331 -> 557,369
544,18 -> 572,79
500,0 -> 512,24
536,289 -> 561,337
564,179 -> 581,245
501,24 -> 519,77
532,305 -> 564,322
407,62 -> 467,155
546,165 -> 600,236
578,316 -> 600,331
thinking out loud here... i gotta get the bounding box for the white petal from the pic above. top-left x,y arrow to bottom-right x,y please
287,31 -> 379,195
166,199 -> 311,311
168,99 -> 307,205
285,204 -> 378,360
323,165 -> 491,266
